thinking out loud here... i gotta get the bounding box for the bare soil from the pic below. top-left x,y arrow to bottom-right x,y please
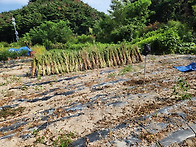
0,54 -> 195,147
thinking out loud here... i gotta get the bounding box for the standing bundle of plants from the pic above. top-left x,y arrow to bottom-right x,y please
88,49 -> 97,69
80,50 -> 92,70
117,47 -> 125,65
113,47 -> 121,65
132,45 -> 143,62
45,52 -> 52,75
57,52 -> 66,73
68,52 -> 73,72
98,46 -> 107,68
74,52 -> 80,72
103,47 -> 112,67
61,51 -> 70,73
41,54 -> 46,76
47,52 -> 56,75
76,53 -> 83,71
68,51 -> 78,72
53,51 -> 64,74
31,57 -> 36,77
31,43 -> 143,77
108,47 -> 115,67
125,48 -> 132,64
124,45 -> 133,64
111,47 -> 118,66
121,45 -> 129,65
52,52 -> 60,75
91,49 -> 99,68
35,54 -> 43,78
79,50 -> 87,70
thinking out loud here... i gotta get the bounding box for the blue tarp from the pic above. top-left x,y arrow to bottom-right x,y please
174,62 -> 196,72
8,46 -> 32,56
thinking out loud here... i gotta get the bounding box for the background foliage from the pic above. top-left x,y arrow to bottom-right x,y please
0,0 -> 104,43
0,0 -> 195,58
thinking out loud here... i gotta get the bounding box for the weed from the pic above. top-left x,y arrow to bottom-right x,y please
33,85 -> 43,91
171,77 -> 192,100
36,136 -> 45,144
107,73 -> 116,78
53,131 -> 75,147
37,75 -> 41,80
0,83 -> 5,86
20,84 -> 28,90
32,129 -> 40,137
0,75 -> 21,86
10,75 -> 21,83
32,129 -> 46,144
118,65 -> 133,75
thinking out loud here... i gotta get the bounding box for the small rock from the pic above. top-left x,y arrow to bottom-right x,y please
183,138 -> 195,147
113,140 -> 128,147
169,142 -> 180,147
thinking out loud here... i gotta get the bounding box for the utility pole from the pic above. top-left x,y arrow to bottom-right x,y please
12,17 -> 19,42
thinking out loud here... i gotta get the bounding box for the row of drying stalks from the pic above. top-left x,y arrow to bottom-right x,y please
31,44 -> 143,77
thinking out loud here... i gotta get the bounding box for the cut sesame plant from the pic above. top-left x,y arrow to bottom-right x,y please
31,44 -> 143,77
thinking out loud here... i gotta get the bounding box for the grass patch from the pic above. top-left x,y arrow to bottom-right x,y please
118,65 -> 133,75
171,77 -> 192,100
53,131 -> 75,147
107,73 -> 116,78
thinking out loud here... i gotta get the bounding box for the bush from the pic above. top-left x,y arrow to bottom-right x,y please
0,42 -> 9,48
28,20 -> 73,45
0,49 -> 29,61
0,50 -> 10,61
177,42 -> 196,54
18,33 -> 32,47
75,35 -> 95,44
64,42 -> 92,51
132,21 -> 195,55
51,43 -> 66,49
133,28 -> 181,54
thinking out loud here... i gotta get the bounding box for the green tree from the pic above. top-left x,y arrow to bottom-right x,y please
149,0 -> 196,31
93,16 -> 115,43
0,0 -> 103,43
28,20 -> 73,45
95,0 -> 152,43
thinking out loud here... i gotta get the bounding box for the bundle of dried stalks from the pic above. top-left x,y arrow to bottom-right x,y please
31,44 -> 143,77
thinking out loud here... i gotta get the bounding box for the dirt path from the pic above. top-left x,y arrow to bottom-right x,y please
0,54 -> 195,147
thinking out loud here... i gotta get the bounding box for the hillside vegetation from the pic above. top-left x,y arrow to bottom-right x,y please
0,0 -> 196,61
0,0 -> 104,43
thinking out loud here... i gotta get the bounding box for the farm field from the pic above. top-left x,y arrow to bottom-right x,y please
0,54 -> 195,147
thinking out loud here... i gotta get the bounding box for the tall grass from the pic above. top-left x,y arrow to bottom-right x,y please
31,43 -> 143,77
31,45 -> 46,54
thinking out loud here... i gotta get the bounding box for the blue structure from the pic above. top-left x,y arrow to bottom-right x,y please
8,46 -> 32,56
174,62 -> 196,72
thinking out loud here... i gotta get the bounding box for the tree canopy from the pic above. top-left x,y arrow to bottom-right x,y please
0,0 -> 195,48
0,0 -> 104,42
